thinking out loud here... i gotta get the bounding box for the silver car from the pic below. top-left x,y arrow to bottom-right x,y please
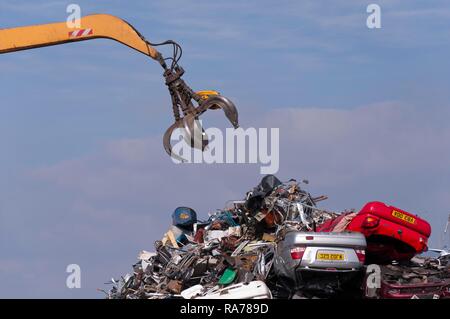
273,231 -> 367,296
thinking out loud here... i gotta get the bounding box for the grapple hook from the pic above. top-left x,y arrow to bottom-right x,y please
197,94 -> 239,129
160,64 -> 239,161
162,92 -> 239,162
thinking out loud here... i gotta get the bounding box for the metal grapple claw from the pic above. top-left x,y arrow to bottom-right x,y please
159,62 -> 239,161
163,120 -> 185,162
181,114 -> 209,151
197,95 -> 239,129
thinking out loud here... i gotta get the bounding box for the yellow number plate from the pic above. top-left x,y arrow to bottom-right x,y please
316,252 -> 344,261
392,210 -> 416,224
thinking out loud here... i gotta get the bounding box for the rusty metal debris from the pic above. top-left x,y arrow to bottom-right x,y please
103,175 -> 450,299
369,253 -> 450,299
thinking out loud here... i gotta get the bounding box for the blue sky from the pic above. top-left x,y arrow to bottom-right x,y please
1,0 -> 450,297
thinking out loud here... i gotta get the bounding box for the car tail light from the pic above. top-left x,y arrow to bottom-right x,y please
305,236 -> 314,240
290,246 -> 306,260
362,215 -> 379,228
355,249 -> 366,263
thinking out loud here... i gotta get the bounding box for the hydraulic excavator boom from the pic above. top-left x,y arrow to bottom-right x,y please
0,14 -> 239,161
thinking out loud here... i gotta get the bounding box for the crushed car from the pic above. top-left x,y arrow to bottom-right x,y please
363,252 -> 450,299
273,230 -> 366,297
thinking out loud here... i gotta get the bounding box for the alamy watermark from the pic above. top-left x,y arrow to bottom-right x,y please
170,122 -> 280,175
366,264 -> 381,289
66,4 -> 81,28
366,4 -> 381,29
66,264 -> 81,289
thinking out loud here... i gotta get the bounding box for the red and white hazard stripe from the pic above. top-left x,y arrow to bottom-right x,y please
68,28 -> 93,38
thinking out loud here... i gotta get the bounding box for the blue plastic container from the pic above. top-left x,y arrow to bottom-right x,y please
172,206 -> 197,229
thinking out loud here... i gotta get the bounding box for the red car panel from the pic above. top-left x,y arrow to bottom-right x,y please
346,202 -> 431,263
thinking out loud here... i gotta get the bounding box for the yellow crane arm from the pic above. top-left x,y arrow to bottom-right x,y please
0,14 -> 160,59
0,13 -> 239,161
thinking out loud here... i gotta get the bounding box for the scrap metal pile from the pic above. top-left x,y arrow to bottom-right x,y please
369,253 -> 450,299
102,175 -> 450,299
